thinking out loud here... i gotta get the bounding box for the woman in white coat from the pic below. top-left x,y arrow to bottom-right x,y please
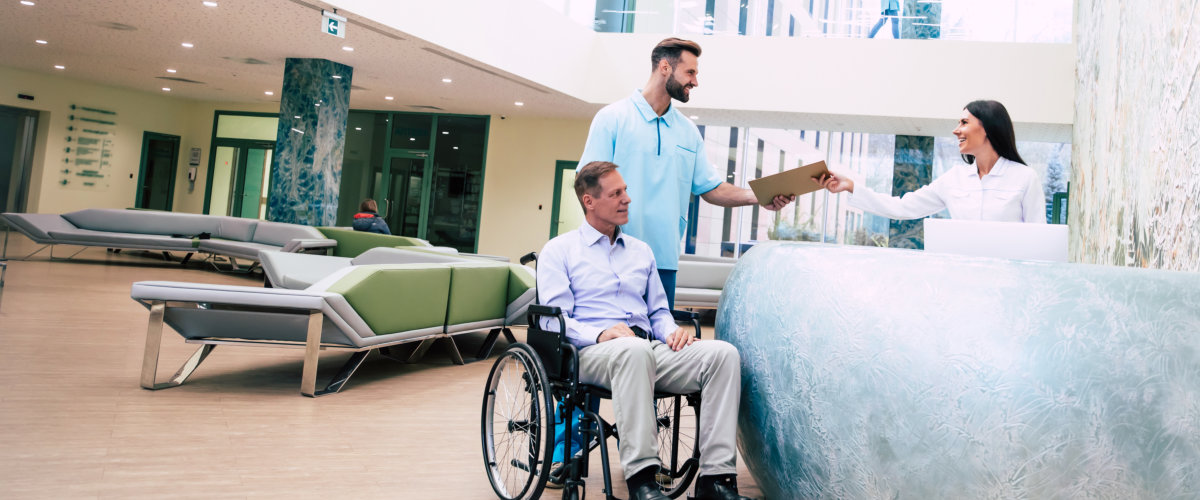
816,100 -> 1046,223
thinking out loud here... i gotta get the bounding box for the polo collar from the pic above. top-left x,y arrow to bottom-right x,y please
631,90 -> 674,127
580,220 -> 625,247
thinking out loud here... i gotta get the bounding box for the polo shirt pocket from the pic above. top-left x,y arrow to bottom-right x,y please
674,145 -> 697,194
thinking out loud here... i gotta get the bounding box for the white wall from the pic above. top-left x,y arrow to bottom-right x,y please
0,66 -> 278,214
477,115 -> 591,261
327,0 -> 1075,141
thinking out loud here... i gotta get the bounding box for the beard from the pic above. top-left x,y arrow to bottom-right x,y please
665,76 -> 690,103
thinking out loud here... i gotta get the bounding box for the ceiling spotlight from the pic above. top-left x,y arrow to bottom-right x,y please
166,68 -> 177,73
514,101 -> 524,106
54,65 -> 65,70
20,1 -> 35,5
181,42 -> 194,48
384,96 -> 394,101
162,87 -> 171,92
342,46 -> 354,52
264,91 -> 274,96
202,1 -> 218,6
35,39 -> 47,44
442,78 -> 452,83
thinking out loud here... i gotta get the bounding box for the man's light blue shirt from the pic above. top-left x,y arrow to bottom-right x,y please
537,220 -> 677,350
578,90 -> 724,270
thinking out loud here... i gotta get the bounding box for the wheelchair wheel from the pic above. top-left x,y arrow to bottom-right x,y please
654,394 -> 701,498
481,343 -> 554,500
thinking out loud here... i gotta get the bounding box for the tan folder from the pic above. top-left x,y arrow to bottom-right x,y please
747,160 -> 830,205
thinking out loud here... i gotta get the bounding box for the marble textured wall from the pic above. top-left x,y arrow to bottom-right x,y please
718,242 -> 1200,499
901,0 -> 940,39
888,135 -> 934,249
1072,0 -> 1200,271
268,58 -> 353,226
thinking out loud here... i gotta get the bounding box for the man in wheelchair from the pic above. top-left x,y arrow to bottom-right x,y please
536,161 -> 751,500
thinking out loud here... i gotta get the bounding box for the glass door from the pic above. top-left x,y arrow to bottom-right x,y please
208,140 -> 273,218
379,153 -> 431,238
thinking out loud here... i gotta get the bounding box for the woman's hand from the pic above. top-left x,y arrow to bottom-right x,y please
814,172 -> 855,194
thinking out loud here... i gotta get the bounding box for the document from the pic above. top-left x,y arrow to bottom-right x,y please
747,160 -> 830,205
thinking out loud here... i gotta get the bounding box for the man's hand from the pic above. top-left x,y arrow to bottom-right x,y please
665,326 -> 697,351
598,323 -> 637,343
762,194 -> 796,211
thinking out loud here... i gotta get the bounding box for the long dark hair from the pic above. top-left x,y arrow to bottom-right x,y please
962,100 -> 1026,166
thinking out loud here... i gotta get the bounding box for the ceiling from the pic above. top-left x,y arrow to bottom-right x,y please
0,0 -> 599,119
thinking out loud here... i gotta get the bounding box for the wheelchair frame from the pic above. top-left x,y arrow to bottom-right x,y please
481,303 -> 703,500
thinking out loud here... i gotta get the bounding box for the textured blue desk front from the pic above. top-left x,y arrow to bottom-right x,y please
717,242 -> 1200,499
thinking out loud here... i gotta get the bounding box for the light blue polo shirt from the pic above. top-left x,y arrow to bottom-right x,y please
578,91 -> 724,270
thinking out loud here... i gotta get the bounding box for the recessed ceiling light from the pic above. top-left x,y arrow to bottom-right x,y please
264,91 -> 274,96
20,1 -> 35,5
35,39 -> 47,44
181,42 -> 194,48
202,1 -> 218,6
166,68 -> 177,73
354,127 -> 362,131
384,96 -> 394,101
514,101 -> 524,106
442,78 -> 452,83
342,46 -> 354,52
162,87 -> 171,92
54,65 -> 65,70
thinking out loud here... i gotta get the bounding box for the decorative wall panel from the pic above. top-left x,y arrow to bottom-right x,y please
888,135 -> 934,249
1072,0 -> 1200,271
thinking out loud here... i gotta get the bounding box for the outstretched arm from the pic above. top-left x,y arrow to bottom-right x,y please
700,182 -> 795,210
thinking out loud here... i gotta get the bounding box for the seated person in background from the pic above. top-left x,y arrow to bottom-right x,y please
351,199 -> 391,234
538,160 -> 752,500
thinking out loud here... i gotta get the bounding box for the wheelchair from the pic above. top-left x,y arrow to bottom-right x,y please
481,303 -> 704,500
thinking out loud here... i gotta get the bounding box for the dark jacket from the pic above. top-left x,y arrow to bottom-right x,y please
352,212 -> 391,235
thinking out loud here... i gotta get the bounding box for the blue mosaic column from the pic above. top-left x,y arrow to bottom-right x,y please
888,135 -> 934,249
902,0 -> 941,39
268,58 -> 353,226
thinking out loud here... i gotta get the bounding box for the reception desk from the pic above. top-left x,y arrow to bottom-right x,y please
717,242 -> 1200,499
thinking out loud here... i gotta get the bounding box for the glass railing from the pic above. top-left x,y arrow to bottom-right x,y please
537,0 -> 1072,43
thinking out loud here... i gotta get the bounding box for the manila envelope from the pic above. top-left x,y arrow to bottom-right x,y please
747,160 -> 830,206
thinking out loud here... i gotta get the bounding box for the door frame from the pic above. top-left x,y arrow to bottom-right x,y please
203,138 -> 275,215
135,131 -> 181,211
202,110 -> 278,215
378,151 -> 433,238
549,160 -> 578,238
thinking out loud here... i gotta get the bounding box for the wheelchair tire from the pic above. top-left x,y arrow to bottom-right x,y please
655,394 -> 702,498
481,343 -> 554,500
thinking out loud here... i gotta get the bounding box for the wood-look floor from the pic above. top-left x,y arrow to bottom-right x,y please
0,234 -> 762,499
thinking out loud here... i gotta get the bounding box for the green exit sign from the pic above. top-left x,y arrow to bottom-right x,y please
322,10 -> 346,38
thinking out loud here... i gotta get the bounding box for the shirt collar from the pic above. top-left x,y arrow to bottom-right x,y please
964,156 -> 1012,178
631,90 -> 674,128
579,220 -> 624,248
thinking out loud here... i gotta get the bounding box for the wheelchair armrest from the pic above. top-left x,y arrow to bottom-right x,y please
528,304 -> 561,317
670,309 -> 698,321
671,308 -> 702,339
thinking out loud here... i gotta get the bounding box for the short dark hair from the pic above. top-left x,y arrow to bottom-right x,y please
574,161 -> 620,214
650,38 -> 702,72
962,100 -> 1026,166
359,199 -> 378,212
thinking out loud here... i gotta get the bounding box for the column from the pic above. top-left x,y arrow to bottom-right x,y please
888,135 -> 933,249
268,58 -> 353,226
902,0 -> 941,39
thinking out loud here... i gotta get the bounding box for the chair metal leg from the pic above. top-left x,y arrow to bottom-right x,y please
300,311 -> 324,397
404,337 -> 438,363
441,336 -> 466,365
474,327 -> 519,361
20,244 -> 49,260
141,301 -> 216,390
